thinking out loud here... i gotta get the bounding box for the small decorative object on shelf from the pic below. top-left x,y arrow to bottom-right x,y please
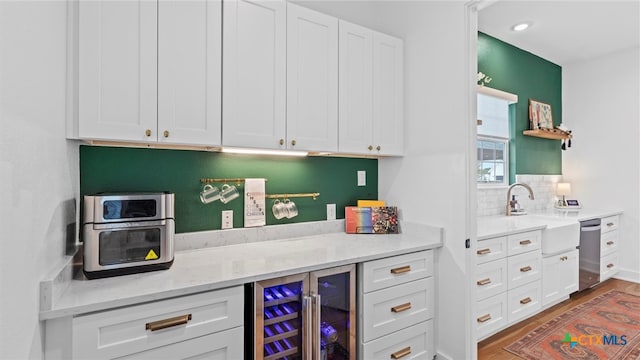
529,99 -> 554,130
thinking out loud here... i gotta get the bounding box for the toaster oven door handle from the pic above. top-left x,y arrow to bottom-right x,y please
93,219 -> 168,230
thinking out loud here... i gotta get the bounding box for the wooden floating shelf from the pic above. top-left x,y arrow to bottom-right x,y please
523,129 -> 572,140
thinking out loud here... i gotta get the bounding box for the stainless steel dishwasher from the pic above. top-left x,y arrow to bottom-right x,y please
579,218 -> 601,291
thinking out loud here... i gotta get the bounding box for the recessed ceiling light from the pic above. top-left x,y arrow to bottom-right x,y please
512,22 -> 530,32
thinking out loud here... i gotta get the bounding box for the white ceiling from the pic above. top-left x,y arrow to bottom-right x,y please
478,0 -> 640,66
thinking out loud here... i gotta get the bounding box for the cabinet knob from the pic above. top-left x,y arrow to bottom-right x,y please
163,130 -> 169,138
368,145 -> 373,151
279,139 -> 284,146
145,129 -> 152,137
376,145 -> 381,151
291,139 -> 296,146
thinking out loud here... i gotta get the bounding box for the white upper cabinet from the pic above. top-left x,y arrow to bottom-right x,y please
372,32 -> 403,156
286,3 -> 338,152
222,0 -> 287,149
339,20 -> 404,156
78,0 -> 158,142
78,0 -> 222,146
157,0 -> 222,146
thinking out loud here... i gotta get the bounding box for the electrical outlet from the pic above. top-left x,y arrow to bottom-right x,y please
357,171 -> 366,186
222,210 -> 233,229
326,204 -> 336,220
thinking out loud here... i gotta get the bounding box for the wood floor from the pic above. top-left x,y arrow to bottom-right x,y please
477,279 -> 640,359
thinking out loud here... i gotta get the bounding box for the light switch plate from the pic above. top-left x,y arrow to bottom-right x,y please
357,171 -> 366,186
326,204 -> 336,220
222,210 -> 233,229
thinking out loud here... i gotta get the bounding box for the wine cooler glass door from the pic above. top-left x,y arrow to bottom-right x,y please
257,274 -> 309,360
310,264 -> 356,360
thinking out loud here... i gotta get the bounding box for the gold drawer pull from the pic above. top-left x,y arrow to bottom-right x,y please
520,266 -> 532,273
390,265 -> 411,274
477,278 -> 492,286
607,241 -> 615,245
607,222 -> 615,227
146,314 -> 192,332
607,263 -> 615,269
519,239 -> 532,245
390,346 -> 412,359
391,302 -> 412,313
477,314 -> 492,323
477,248 -> 491,255
520,297 -> 532,305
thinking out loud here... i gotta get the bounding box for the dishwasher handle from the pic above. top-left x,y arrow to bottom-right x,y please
581,225 -> 601,232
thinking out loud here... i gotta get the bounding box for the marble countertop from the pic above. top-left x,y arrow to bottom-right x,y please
39,221 -> 442,320
477,208 -> 623,240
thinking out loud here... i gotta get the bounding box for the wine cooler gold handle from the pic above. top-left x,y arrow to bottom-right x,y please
519,239 -> 532,245
390,265 -> 411,274
145,314 -> 192,331
303,296 -> 312,360
477,278 -> 491,286
520,297 -> 532,305
477,314 -> 492,323
390,346 -> 412,359
391,302 -> 412,313
477,248 -> 491,255
520,266 -> 532,273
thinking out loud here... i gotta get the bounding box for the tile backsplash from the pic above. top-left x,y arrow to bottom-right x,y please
477,175 -> 563,216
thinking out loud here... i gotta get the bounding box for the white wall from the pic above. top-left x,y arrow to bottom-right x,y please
0,1 -> 78,359
562,47 -> 640,281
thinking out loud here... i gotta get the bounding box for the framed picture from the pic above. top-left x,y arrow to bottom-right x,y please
529,99 -> 553,130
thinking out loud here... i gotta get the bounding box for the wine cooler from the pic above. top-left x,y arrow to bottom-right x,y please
251,264 -> 355,360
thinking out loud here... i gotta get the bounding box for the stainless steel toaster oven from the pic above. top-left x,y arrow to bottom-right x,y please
82,192 -> 175,279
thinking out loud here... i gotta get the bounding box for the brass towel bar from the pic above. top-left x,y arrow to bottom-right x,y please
265,193 -> 320,200
200,178 -> 268,185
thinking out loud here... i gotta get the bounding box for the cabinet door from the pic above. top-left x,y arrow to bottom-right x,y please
542,250 -> 578,307
223,0 -> 286,149
338,20 -> 373,154
158,0 -> 222,146
116,327 -> 244,360
78,0 -> 158,142
286,4 -> 338,152
372,31 -> 403,155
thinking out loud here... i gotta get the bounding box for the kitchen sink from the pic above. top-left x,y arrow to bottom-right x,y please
531,216 -> 580,255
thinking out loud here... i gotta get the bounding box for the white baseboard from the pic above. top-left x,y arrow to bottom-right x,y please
614,268 -> 640,283
436,351 -> 453,360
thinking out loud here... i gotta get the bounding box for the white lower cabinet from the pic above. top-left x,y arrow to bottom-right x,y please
475,230 -> 542,340
600,215 -> 620,281
358,250 -> 435,360
45,286 -> 244,360
542,249 -> 579,307
361,320 -> 434,360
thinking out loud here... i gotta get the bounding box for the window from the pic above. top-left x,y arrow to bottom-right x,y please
477,92 -> 510,186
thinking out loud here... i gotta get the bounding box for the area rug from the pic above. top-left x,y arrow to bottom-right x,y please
504,290 -> 640,359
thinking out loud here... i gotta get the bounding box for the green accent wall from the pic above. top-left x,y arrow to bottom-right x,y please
80,146 -> 378,233
478,32 -> 563,184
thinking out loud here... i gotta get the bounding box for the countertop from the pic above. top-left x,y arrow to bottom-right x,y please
39,221 -> 442,320
477,208 -> 623,240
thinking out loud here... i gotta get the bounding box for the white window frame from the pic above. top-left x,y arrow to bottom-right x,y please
477,135 -> 509,187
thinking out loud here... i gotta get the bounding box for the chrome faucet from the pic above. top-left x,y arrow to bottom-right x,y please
506,183 -> 535,216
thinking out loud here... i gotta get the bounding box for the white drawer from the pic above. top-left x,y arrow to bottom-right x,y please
507,230 -> 541,256
601,230 -> 619,257
601,215 -> 619,234
361,320 -> 434,360
476,236 -> 507,264
476,292 -> 508,340
507,280 -> 541,324
601,252 -> 619,281
475,258 -> 508,301
72,286 -> 244,359
115,326 -> 244,360
362,277 -> 434,342
360,250 -> 433,293
507,250 -> 541,290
